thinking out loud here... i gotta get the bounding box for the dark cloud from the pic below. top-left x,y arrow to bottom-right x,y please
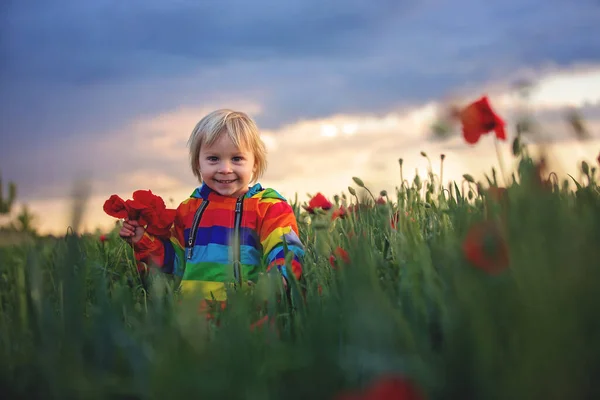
1,0 -> 599,202
1,0 -> 409,84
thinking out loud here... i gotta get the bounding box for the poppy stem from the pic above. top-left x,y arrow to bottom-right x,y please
494,137 -> 508,187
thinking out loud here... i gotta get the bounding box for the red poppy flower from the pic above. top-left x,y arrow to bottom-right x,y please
103,190 -> 175,238
391,212 -> 399,229
99,234 -> 108,243
462,221 -> 509,275
304,193 -> 333,213
133,189 -> 167,212
376,196 -> 386,205
131,190 -> 176,237
146,208 -> 176,238
103,194 -> 129,219
125,199 -> 157,227
391,211 -> 414,229
249,315 -> 277,332
332,206 -> 348,220
336,375 -> 425,400
458,96 -> 506,144
329,247 -> 350,269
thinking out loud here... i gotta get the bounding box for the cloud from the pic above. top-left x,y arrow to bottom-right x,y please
1,0 -> 410,84
4,66 -> 600,204
2,0 -> 599,149
2,1 -> 600,234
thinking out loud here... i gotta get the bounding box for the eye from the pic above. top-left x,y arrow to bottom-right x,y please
232,156 -> 244,162
207,156 -> 218,162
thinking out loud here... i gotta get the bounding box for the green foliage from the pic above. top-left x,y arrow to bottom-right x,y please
1,150 -> 600,399
0,172 -> 17,215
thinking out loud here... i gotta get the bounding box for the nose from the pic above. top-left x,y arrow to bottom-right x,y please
217,160 -> 233,174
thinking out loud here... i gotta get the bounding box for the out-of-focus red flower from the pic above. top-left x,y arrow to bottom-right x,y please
249,315 -> 269,331
376,196 -> 386,205
103,195 -> 129,219
329,247 -> 350,269
597,151 -> 600,166
197,299 -> 227,327
391,211 -> 415,229
304,193 -> 333,213
99,234 -> 108,243
335,375 -> 425,400
456,96 -> 506,144
391,212 -> 400,229
486,186 -> 507,203
332,206 -> 348,220
462,221 -> 509,275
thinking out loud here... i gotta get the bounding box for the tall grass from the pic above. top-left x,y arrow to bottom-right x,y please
1,148 -> 599,399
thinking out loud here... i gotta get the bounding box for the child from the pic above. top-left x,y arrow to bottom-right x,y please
119,109 -> 304,302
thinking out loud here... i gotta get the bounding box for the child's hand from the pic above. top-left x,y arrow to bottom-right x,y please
119,219 -> 145,244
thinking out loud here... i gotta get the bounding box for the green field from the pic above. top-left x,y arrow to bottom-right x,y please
1,141 -> 599,400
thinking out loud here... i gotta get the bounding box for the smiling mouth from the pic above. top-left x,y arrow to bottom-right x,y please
215,179 -> 237,184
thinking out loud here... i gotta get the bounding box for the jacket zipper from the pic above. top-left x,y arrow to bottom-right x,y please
186,200 -> 209,260
232,196 -> 244,287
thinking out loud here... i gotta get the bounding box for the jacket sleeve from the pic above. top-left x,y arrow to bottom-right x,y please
258,200 -> 304,281
133,205 -> 187,277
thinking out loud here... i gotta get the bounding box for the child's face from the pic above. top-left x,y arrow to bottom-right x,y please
198,133 -> 256,198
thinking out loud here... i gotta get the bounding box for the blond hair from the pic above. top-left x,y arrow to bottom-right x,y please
187,109 -> 268,184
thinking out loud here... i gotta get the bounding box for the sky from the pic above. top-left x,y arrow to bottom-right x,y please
1,0 -> 600,234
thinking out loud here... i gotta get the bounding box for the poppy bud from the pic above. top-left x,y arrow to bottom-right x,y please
413,174 -> 422,190
582,161 -> 590,176
352,177 -> 365,188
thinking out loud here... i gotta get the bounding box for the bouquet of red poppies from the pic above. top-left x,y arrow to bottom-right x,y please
103,190 -> 176,239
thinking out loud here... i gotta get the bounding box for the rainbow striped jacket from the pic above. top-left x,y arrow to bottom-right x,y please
135,183 -> 304,301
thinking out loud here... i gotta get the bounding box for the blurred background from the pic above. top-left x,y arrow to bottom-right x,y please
1,0 -> 599,236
